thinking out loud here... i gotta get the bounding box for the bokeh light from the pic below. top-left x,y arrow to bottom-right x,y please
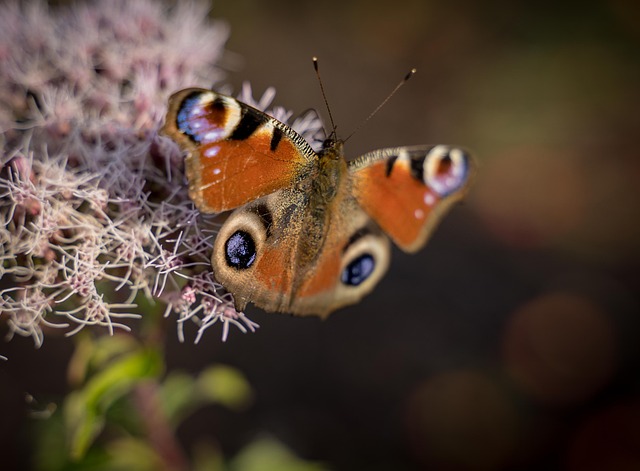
405,370 -> 520,470
503,292 -> 616,406
566,398 -> 640,471
473,148 -> 586,249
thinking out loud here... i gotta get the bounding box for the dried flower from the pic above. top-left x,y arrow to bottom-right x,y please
0,0 -> 324,345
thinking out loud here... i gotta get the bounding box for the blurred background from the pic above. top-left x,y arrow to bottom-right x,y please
2,0 -> 639,470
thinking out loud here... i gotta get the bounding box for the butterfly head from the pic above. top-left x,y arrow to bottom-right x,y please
319,136 -> 344,161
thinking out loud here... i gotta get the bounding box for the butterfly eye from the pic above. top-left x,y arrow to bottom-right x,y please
424,146 -> 469,197
225,230 -> 257,269
341,253 -> 376,286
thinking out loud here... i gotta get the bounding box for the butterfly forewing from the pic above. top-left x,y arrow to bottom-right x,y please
162,88 -> 317,213
349,145 -> 473,252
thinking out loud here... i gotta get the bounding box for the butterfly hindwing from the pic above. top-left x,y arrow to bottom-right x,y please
210,169 -> 391,318
162,88 -> 317,213
349,145 -> 472,252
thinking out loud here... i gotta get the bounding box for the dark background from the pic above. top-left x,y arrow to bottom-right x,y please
2,1 -> 639,470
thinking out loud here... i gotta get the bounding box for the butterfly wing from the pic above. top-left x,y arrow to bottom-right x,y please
162,88 -> 317,213
349,145 -> 473,252
211,175 -> 391,318
287,190 -> 391,317
163,88 -> 473,316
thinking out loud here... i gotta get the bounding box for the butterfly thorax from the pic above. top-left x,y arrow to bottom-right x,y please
294,141 -> 349,270
312,140 -> 346,199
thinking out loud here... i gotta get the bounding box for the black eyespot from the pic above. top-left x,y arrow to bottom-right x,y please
341,254 -> 375,286
225,231 -> 256,269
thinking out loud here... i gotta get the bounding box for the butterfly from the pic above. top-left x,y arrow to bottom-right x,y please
161,88 -> 473,318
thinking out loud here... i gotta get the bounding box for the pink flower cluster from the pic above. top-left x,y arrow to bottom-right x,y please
0,0 -> 324,345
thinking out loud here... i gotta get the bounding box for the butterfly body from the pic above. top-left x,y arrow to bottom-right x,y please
162,88 -> 473,318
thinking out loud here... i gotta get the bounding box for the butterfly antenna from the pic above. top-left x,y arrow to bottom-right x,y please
313,57 -> 338,139
344,67 -> 417,143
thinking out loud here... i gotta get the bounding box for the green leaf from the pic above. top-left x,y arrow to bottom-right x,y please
160,366 -> 252,428
68,334 -> 140,386
192,441 -> 225,471
31,410 -> 70,471
231,437 -> 329,471
159,372 -> 197,425
65,390 -> 106,463
31,397 -> 114,471
65,348 -> 163,460
196,365 -> 253,411
90,335 -> 140,369
106,437 -> 164,471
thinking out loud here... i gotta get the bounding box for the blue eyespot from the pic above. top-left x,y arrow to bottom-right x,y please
225,231 -> 256,269
341,254 -> 375,286
425,146 -> 470,197
176,94 -> 204,140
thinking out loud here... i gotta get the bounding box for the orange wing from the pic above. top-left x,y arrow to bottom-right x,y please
210,185 -> 392,318
349,145 -> 473,252
162,88 -> 317,213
